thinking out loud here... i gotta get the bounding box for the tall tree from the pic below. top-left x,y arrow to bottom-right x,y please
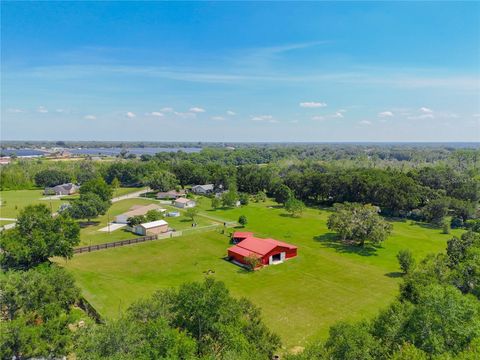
327,203 -> 393,247
145,170 -> 179,192
80,177 -> 113,202
34,169 -> 71,187
0,205 -> 80,270
285,197 -> 305,217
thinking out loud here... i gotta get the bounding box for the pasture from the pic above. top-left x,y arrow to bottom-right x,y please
0,189 -> 64,218
61,200 -> 461,349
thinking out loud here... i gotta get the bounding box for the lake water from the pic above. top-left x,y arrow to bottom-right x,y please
1,147 -> 202,157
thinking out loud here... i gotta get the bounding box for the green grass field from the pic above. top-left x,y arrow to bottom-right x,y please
61,199 -> 462,350
0,187 -> 142,219
0,190 -> 64,218
0,220 -> 15,226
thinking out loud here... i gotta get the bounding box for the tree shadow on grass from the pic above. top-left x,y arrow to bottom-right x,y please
279,213 -> 302,218
313,233 -> 379,257
79,221 -> 100,228
221,257 -> 252,274
385,271 -> 404,278
267,205 -> 284,209
411,221 -> 441,231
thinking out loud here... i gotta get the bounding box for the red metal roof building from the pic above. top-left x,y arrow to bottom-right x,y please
227,234 -> 297,268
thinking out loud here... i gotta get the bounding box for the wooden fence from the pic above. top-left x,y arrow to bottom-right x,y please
73,222 -> 233,255
73,234 -> 158,254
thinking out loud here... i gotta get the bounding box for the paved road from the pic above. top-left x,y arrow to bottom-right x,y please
112,188 -> 151,203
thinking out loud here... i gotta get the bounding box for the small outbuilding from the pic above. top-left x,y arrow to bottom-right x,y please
174,198 -> 196,208
227,235 -> 297,268
44,183 -> 79,196
134,219 -> 169,236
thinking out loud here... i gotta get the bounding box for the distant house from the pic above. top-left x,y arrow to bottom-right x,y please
227,235 -> 297,268
0,157 -> 11,165
48,150 -> 72,159
156,189 -> 186,199
191,184 -> 214,195
115,204 -> 166,224
174,197 -> 196,208
134,219 -> 169,236
44,183 -> 79,196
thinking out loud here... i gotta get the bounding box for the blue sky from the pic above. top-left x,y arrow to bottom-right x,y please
2,1 -> 479,142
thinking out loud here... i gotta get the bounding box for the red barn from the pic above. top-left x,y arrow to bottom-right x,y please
227,235 -> 297,268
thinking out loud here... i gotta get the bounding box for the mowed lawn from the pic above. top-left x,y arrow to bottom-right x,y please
61,200 -> 462,349
0,187 -> 141,219
0,189 -> 64,218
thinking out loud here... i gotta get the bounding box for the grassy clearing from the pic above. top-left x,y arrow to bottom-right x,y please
61,199 -> 461,349
0,190 -> 64,218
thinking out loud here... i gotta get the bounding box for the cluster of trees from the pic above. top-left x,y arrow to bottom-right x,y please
1,159 -> 101,190
34,168 -> 72,187
0,205 -> 80,270
67,178 -> 113,222
0,265 -> 81,359
2,146 -> 477,231
0,205 -> 83,359
75,278 -> 280,359
287,231 -> 480,360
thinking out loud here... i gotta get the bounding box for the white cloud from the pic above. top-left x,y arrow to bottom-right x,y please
420,107 -> 433,113
7,108 -> 24,113
333,111 -> 344,118
226,110 -> 236,116
174,111 -> 196,119
408,114 -> 434,120
189,107 -> 206,113
359,120 -> 372,125
299,101 -> 327,108
378,111 -> 394,117
160,107 -> 174,112
251,115 -> 273,121
37,106 -> 48,113
56,109 -> 65,113
147,112 -> 164,117
211,116 -> 225,121
84,115 -> 96,120
126,112 -> 136,118
473,114 -> 480,118
311,115 -> 325,121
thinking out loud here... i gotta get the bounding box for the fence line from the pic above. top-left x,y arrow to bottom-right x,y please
74,222 -> 235,255
73,234 -> 158,254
